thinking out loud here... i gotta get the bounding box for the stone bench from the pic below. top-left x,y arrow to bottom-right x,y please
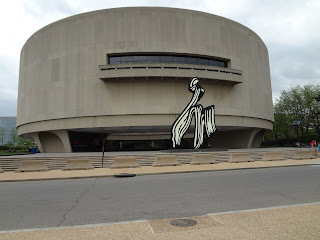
110,156 -> 140,169
152,155 -> 181,167
228,153 -> 255,163
190,154 -> 217,165
15,160 -> 49,172
261,151 -> 286,161
291,150 -> 316,160
62,159 -> 94,170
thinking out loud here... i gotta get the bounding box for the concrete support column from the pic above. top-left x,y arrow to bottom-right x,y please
30,132 -> 43,153
33,130 -> 71,153
247,128 -> 261,148
250,129 -> 266,148
49,130 -> 72,153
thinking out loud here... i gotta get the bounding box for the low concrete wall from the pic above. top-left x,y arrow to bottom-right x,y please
261,152 -> 285,161
153,155 -> 181,167
110,156 -> 140,168
291,150 -> 316,160
63,159 -> 94,170
228,153 -> 254,163
15,160 -> 49,172
190,154 -> 217,165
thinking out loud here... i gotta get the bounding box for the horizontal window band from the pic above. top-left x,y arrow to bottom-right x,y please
108,54 -> 228,68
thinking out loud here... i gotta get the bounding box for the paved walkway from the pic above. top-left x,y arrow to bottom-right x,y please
1,203 -> 319,239
0,158 -> 318,182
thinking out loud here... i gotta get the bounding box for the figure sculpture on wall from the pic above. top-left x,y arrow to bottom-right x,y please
171,77 -> 216,149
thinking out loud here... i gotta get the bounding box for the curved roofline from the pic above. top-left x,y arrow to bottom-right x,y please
20,7 -> 268,53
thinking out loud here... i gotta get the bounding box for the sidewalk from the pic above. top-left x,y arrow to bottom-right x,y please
1,203 -> 319,239
0,158 -> 318,182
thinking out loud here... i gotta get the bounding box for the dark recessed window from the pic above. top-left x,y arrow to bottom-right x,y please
109,57 -> 121,64
198,58 -> 209,65
121,56 -> 134,63
208,59 -> 225,67
172,56 -> 185,64
108,54 -> 228,68
186,57 -> 198,64
134,56 -> 147,63
160,56 -> 173,63
147,56 -> 160,63
208,59 -> 217,66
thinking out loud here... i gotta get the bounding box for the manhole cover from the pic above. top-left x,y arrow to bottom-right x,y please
170,219 -> 198,227
113,173 -> 136,178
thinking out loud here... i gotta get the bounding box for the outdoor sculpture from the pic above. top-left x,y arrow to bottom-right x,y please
171,77 -> 216,149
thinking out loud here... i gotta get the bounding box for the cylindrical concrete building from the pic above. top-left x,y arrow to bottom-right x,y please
17,7 -> 273,153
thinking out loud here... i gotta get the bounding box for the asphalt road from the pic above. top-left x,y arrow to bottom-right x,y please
0,166 -> 320,231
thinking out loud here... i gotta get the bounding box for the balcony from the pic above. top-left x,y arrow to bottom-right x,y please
98,63 -> 242,85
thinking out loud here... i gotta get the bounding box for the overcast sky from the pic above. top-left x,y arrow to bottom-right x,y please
1,0 -> 319,116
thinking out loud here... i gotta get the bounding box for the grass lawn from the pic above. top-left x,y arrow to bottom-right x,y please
0,150 -> 31,156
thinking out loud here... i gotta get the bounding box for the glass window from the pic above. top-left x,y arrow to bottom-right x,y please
198,58 -> 209,65
147,56 -> 160,63
108,54 -> 227,68
220,61 -> 226,67
172,56 -> 185,64
134,56 -> 147,63
208,59 -> 227,67
121,56 -> 134,63
160,56 -> 173,63
208,59 -> 218,67
185,57 -> 198,65
109,57 -> 120,64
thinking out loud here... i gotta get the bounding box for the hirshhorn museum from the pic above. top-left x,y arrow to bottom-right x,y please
17,7 -> 274,153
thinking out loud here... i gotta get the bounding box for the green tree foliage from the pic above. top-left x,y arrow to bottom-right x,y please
274,112 -> 293,141
269,84 -> 320,145
263,110 -> 294,145
17,137 -> 34,148
9,128 -> 18,146
0,126 -> 5,145
311,90 -> 320,135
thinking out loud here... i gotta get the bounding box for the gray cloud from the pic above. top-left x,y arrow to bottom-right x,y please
23,0 -> 77,18
268,41 -> 320,99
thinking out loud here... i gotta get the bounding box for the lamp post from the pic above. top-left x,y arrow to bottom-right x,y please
101,134 -> 107,168
314,93 -> 320,140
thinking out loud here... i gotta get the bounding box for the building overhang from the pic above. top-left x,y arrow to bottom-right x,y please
98,63 -> 243,85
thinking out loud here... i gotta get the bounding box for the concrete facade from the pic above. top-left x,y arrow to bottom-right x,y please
17,7 -> 273,152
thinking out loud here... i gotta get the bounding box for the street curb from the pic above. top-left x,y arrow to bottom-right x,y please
0,163 -> 315,183
134,164 -> 316,176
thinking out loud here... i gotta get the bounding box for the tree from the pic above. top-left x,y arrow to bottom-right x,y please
0,126 -> 5,145
311,86 -> 320,137
275,84 -> 320,137
273,112 -> 293,142
9,128 -> 18,146
263,107 -> 294,146
17,137 -> 34,149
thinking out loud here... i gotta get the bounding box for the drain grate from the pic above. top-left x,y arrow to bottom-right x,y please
170,219 -> 198,227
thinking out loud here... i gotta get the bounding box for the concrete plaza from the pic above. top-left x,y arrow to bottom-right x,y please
1,202 -> 319,239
